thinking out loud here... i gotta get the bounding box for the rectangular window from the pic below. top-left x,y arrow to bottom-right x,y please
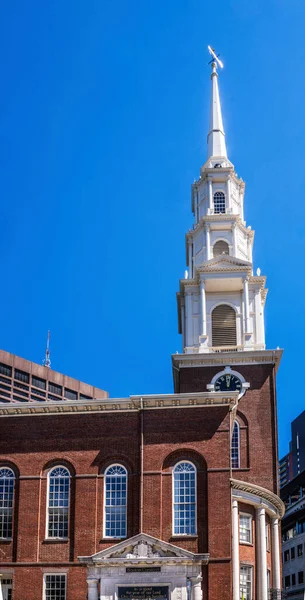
64,388 -> 77,400
265,523 -> 269,551
291,546 -> 295,560
2,578 -> 12,600
0,363 -> 12,378
284,575 -> 290,589
32,376 -> 46,390
292,573 -> 296,586
49,382 -> 62,396
240,565 -> 252,600
44,574 -> 66,600
239,514 -> 252,544
298,571 -> 304,585
284,549 -> 290,562
297,543 -> 303,557
14,369 -> 29,383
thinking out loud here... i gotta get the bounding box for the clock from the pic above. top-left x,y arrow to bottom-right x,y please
214,373 -> 242,392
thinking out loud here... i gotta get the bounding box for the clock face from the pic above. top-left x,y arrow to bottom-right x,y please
214,373 -> 242,392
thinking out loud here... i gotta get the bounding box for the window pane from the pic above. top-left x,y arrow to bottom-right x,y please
213,191 -> 226,214
45,575 -> 66,600
104,465 -> 127,538
173,462 -> 196,535
48,468 -> 70,538
239,514 -> 251,543
0,468 -> 15,539
231,421 -> 240,468
240,566 -> 252,600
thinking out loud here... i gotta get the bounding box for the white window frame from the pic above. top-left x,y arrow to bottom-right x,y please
231,420 -> 240,469
240,564 -> 252,600
0,467 -> 15,540
172,461 -> 197,536
239,513 -> 252,545
43,573 -> 67,600
46,466 -> 70,540
103,464 -> 127,539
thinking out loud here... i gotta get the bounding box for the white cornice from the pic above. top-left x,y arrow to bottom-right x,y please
0,391 -> 239,418
231,478 -> 285,518
172,349 -> 283,372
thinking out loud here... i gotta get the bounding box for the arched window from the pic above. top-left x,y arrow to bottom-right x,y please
104,465 -> 127,538
231,421 -> 240,468
213,240 -> 229,257
213,191 -> 226,214
0,468 -> 15,539
173,462 -> 196,535
47,466 -> 70,539
212,304 -> 237,347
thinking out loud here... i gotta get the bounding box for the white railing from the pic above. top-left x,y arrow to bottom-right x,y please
211,345 -> 243,353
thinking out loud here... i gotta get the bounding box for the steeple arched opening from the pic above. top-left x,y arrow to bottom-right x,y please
213,191 -> 226,214
213,240 -> 229,257
211,304 -> 237,347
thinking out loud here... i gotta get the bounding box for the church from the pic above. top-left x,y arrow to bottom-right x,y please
0,55 -> 284,600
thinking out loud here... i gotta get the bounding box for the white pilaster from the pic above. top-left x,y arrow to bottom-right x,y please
190,575 -> 203,600
271,518 -> 281,591
232,223 -> 237,256
188,241 -> 193,279
232,499 -> 240,600
200,279 -> 207,337
257,507 -> 268,600
181,302 -> 185,349
87,578 -> 99,600
227,177 -> 231,211
185,291 -> 193,348
208,179 -> 213,212
243,277 -> 250,334
205,225 -> 211,260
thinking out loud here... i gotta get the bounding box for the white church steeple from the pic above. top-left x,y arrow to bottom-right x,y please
207,61 -> 227,159
177,53 -> 267,354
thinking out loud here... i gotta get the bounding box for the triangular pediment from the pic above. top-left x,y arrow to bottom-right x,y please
199,254 -> 251,271
79,533 -> 199,563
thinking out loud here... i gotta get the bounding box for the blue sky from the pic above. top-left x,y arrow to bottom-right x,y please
0,0 -> 304,456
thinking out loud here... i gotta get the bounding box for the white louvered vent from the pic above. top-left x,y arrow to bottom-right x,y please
213,240 -> 229,258
212,305 -> 237,347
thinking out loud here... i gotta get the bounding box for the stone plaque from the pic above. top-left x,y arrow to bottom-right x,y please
118,586 -> 168,600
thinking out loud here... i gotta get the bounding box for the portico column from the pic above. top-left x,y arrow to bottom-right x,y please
232,499 -> 240,600
208,178 -> 213,212
243,277 -> 250,334
257,507 -> 268,600
271,518 -> 281,591
205,225 -> 211,260
87,578 -> 99,600
0,578 -> 3,600
190,575 -> 203,600
200,278 -> 207,337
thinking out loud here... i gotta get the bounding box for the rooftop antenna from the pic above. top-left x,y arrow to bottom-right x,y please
208,45 -> 224,69
43,330 -> 51,369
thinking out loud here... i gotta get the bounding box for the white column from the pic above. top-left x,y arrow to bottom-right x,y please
188,241 -> 193,279
208,178 -> 213,212
205,225 -> 211,260
181,302 -> 185,348
271,518 -> 281,591
185,291 -> 193,348
227,177 -> 232,211
243,277 -> 250,334
87,578 -> 99,600
0,579 -> 3,600
190,575 -> 203,600
232,499 -> 240,600
200,279 -> 206,337
232,223 -> 237,256
257,507 -> 268,600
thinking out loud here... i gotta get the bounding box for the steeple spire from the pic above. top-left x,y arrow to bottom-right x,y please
207,60 -> 227,159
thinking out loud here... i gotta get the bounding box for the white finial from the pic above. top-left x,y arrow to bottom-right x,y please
256,268 -> 261,276
207,46 -> 227,159
184,270 -> 189,279
43,330 -> 51,369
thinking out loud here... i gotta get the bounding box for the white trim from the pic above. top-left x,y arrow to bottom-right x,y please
46,466 -> 70,541
172,461 -> 197,537
207,366 -> 250,400
103,464 -> 127,539
43,573 -> 67,600
210,301 -> 238,314
232,420 -> 240,469
239,512 -> 252,545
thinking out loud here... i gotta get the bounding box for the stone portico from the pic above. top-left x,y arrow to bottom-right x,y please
79,534 -> 209,600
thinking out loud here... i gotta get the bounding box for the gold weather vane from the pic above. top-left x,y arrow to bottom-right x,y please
208,45 -> 224,69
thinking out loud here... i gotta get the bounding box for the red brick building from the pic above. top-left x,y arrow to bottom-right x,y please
0,56 -> 284,600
